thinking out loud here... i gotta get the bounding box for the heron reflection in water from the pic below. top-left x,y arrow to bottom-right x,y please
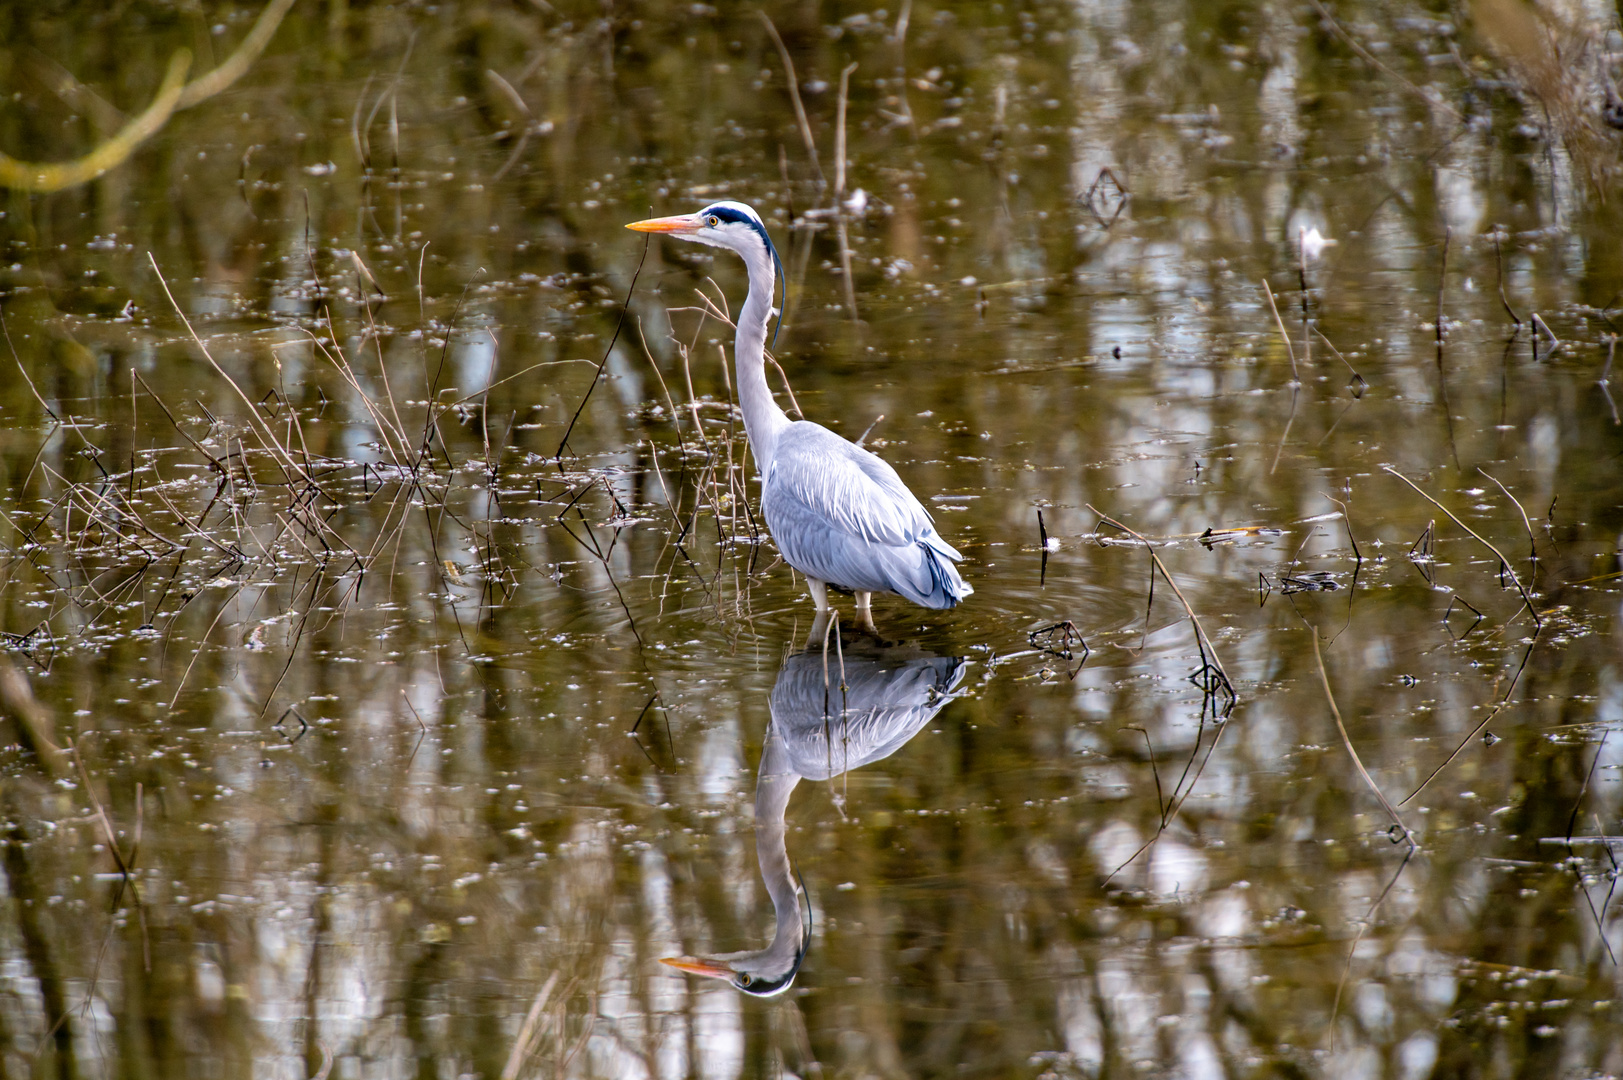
661,636 -> 966,996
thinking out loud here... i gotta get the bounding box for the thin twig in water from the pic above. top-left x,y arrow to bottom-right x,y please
1399,627 -> 1539,806
1381,465 -> 1542,628
1532,313 -> 1560,357
2,306 -> 60,422
1565,735 -> 1618,965
1127,727 -> 1166,818
555,236 -> 649,462
1312,634 -> 1417,1050
1494,233 -> 1522,326
1312,326 -> 1367,397
766,355 -> 804,419
1087,507 -> 1236,884
1262,280 -> 1299,383
1477,468 -> 1536,562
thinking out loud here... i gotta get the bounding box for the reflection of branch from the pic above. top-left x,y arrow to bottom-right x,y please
176,0 -> 299,110
0,50 -> 191,192
0,0 -> 299,193
757,11 -> 827,189
1306,0 -> 1463,122
1087,506 -> 1237,887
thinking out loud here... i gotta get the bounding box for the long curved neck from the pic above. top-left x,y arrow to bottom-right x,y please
753,730 -> 805,966
734,241 -> 791,470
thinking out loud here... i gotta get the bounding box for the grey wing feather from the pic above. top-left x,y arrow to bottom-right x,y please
762,422 -> 971,607
765,424 -> 932,547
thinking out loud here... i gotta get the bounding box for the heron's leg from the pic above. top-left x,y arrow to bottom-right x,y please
806,578 -> 830,613
854,591 -> 879,635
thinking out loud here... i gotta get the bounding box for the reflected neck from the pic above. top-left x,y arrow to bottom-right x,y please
754,732 -> 805,964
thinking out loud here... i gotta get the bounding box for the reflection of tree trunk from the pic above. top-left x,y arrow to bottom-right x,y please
1194,945 -> 1311,1080
1430,684 -> 1589,1079
3,812 -> 78,1080
402,941 -> 448,1080
302,799 -> 338,1080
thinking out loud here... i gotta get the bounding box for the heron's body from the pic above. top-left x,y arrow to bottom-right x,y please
628,202 -> 971,622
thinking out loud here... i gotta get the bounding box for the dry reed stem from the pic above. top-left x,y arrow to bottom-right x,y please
148,256 -> 315,482
300,326 -> 408,468
43,464 -> 176,556
834,62 -> 857,199
1380,465 -> 1541,628
1399,628 -> 1538,807
1311,635 -> 1411,839
1477,468 -> 1537,560
834,62 -> 860,319
1085,508 -> 1232,692
766,356 -> 805,419
888,0 -> 917,133
1261,280 -> 1299,383
131,372 -> 227,474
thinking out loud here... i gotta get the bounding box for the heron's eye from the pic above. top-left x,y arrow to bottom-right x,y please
707,215 -> 721,227
737,973 -> 753,987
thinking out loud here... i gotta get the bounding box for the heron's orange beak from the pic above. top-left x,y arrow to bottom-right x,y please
659,956 -> 735,980
626,214 -> 702,235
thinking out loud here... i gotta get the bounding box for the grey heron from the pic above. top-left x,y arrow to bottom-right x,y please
627,202 -> 972,627
660,644 -> 968,995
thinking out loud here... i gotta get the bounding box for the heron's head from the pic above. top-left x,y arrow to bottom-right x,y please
627,201 -> 785,344
626,201 -> 773,257
659,944 -> 806,998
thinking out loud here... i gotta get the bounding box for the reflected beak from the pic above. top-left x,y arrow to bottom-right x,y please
659,956 -> 735,980
626,213 -> 703,235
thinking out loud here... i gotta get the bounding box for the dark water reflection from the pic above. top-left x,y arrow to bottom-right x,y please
0,0 -> 1621,1077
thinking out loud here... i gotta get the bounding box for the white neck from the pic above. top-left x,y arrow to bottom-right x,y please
733,241 -> 791,469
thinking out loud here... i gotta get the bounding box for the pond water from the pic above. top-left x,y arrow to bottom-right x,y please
2,1 -> 1622,1077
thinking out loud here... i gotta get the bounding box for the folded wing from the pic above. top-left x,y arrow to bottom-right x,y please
761,422 -> 971,609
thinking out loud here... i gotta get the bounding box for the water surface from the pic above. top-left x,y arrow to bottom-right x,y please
1,1 -> 1622,1077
